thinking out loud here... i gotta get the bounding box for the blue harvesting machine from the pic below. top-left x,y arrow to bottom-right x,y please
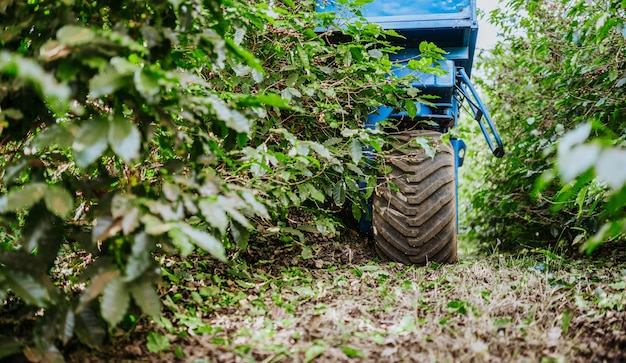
316,0 -> 505,264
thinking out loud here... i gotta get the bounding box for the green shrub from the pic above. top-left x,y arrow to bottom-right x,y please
465,0 -> 626,252
0,0 -> 440,358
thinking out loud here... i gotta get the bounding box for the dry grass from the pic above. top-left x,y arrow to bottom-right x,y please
68,239 -> 626,363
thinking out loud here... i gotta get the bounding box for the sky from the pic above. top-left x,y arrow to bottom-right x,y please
476,1 -> 503,50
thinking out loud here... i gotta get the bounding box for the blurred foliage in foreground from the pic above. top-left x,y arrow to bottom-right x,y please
466,0 -> 626,252
0,0 -> 446,359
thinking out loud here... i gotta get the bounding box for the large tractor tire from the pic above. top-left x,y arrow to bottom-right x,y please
372,130 -> 457,264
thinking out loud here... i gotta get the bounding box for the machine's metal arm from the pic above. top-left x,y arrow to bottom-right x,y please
455,68 -> 505,158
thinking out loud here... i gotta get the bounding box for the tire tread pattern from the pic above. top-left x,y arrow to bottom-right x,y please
373,130 -> 458,264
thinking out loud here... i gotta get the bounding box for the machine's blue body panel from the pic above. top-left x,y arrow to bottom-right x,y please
319,0 -> 472,19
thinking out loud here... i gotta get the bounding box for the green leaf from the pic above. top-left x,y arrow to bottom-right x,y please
0,183 -> 47,213
280,87 -> 293,101
333,181 -> 346,206
583,220 -> 625,254
143,200 -> 181,221
413,137 -> 436,159
407,59 -> 424,71
59,307 -> 76,345
142,214 -> 172,235
609,281 -> 626,290
111,194 -> 134,219
221,201 -> 252,229
341,346 -> 365,358
561,309 -> 574,335
108,116 -> 141,164
207,95 -> 251,134
102,31 -> 146,52
89,67 -> 131,98
286,73 -> 298,87
178,224 -> 226,262
3,269 -> 52,307
297,45 -> 310,71
22,206 -> 56,253
73,118 -> 109,168
1,108 -> 22,120
198,199 -> 229,235
75,306 -> 106,348
3,158 -> 29,186
351,202 -> 363,222
0,51 -> 70,115
364,175 -> 377,199
43,185 -> 74,219
77,269 -> 120,312
224,38 -> 264,73
146,331 -> 170,353
368,49 -> 383,59
349,139 -> 363,164
125,233 -> 153,281
537,249 -> 562,261
387,181 -> 400,193
405,100 -> 417,118
101,277 -> 130,327
134,70 -> 160,103
309,142 -> 332,159
57,25 -> 95,46
596,148 -> 626,189
282,226 -> 305,243
242,191 -> 269,219
122,207 -> 141,235
31,124 -> 74,150
393,315 -> 417,333
575,185 -> 589,219
168,228 -> 194,257
130,280 -> 161,320
304,184 -> 325,203
304,343 -> 326,363
236,93 -> 290,108
301,246 -> 313,260
174,345 -> 185,359
230,221 -> 250,249
558,144 -> 600,183
606,184 -> 626,214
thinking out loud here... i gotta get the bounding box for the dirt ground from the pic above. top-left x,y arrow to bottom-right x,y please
54,231 -> 626,363
1,229 -> 625,362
